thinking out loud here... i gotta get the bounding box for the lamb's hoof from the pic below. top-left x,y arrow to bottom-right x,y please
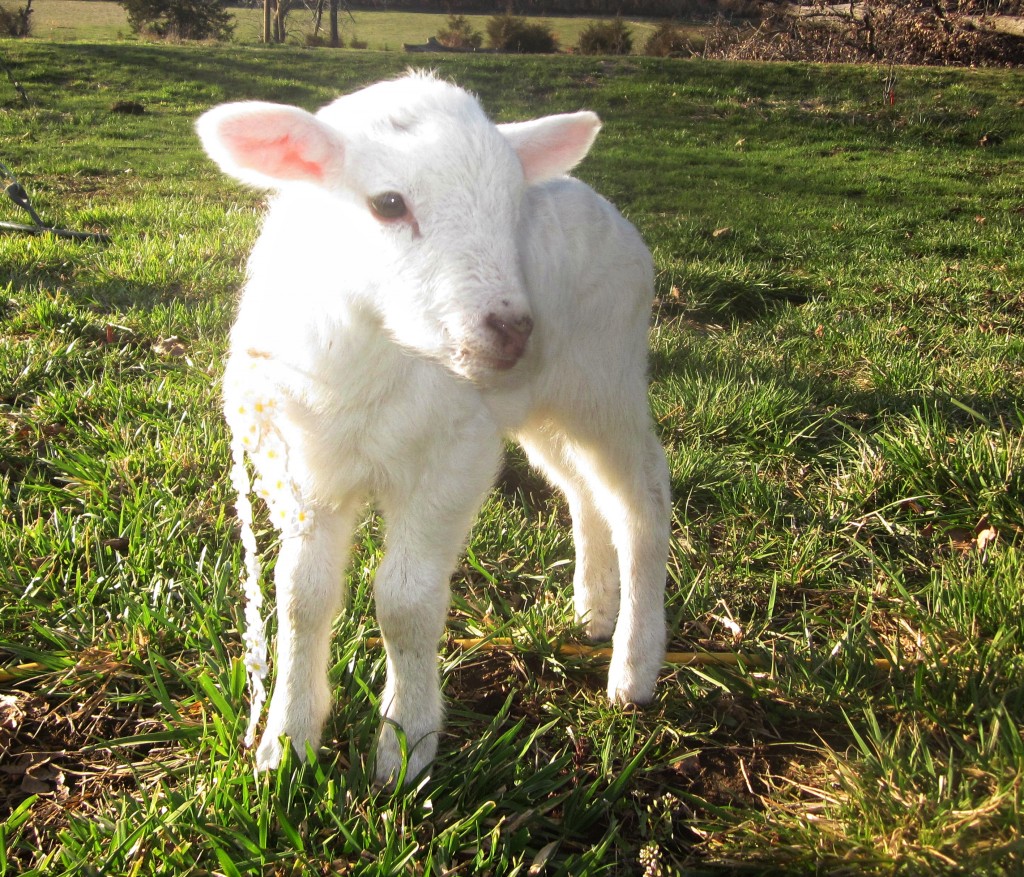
255,734 -> 286,772
374,722 -> 436,789
576,608 -> 617,643
606,660 -> 658,707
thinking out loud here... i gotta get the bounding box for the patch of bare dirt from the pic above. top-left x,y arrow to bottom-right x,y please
0,659 -> 177,868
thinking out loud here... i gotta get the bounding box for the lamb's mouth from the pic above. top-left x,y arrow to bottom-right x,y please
454,345 -> 522,374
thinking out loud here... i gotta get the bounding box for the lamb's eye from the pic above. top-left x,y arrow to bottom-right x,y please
369,192 -> 407,220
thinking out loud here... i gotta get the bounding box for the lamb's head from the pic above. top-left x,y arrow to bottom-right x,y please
197,72 -> 600,381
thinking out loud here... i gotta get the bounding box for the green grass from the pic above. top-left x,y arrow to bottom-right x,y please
25,1 -> 669,51
1,41 -> 1023,876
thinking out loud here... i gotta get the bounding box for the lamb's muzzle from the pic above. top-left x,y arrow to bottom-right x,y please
483,311 -> 533,368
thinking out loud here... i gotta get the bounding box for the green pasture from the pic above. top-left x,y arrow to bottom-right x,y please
1,40 -> 1023,876
24,1 -> 668,50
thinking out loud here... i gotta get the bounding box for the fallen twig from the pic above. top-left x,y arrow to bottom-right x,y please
0,662 -> 45,683
366,636 -> 771,668
366,635 -> 902,672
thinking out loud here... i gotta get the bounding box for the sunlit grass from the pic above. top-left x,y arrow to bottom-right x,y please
1,42 -> 1023,876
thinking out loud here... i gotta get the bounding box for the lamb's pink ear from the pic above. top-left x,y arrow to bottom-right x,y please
498,111 -> 601,185
196,101 -> 343,189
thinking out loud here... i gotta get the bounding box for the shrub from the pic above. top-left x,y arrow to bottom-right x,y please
436,14 -> 482,50
703,1 -> 1024,67
644,20 -> 693,57
577,18 -> 632,55
486,14 -> 557,54
118,0 -> 233,41
0,0 -> 31,37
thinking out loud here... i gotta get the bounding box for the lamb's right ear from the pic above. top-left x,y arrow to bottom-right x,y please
196,101 -> 344,190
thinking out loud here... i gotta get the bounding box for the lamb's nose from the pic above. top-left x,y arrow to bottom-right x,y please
485,312 -> 533,366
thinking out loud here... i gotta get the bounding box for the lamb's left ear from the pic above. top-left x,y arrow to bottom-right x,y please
498,111 -> 601,185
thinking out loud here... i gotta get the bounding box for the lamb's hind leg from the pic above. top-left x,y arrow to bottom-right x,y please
517,427 -> 620,641
584,423 -> 671,704
521,416 -> 670,704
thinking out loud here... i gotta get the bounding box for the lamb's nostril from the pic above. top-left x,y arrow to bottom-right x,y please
485,312 -> 533,365
516,314 -> 534,337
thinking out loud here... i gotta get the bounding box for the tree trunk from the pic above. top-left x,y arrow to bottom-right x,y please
329,0 -> 339,47
274,0 -> 286,43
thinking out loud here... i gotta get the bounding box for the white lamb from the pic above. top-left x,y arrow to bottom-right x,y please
197,71 -> 670,785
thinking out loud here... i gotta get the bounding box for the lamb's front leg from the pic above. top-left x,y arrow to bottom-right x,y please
372,543 -> 451,786
373,435 -> 502,786
255,509 -> 354,771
